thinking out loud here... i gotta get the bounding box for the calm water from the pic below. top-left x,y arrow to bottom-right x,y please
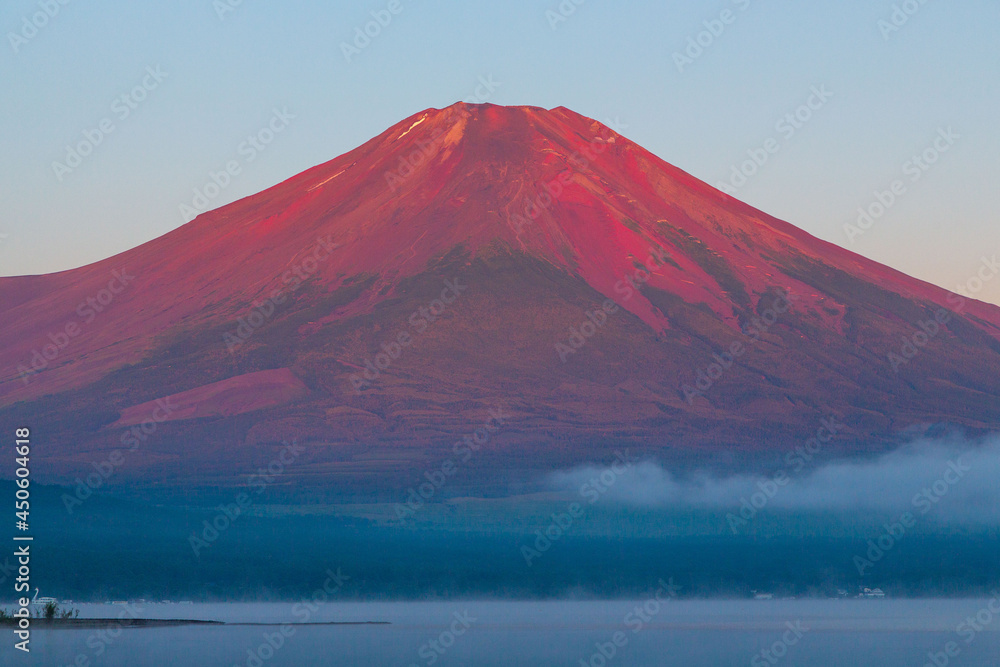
6,599 -> 1000,666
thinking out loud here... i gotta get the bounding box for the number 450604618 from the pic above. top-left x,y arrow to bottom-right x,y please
15,428 -> 30,525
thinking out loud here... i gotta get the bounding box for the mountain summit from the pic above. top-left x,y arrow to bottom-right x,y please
3,103 -> 1000,494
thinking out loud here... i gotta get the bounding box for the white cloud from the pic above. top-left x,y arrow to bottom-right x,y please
546,434 -> 1000,523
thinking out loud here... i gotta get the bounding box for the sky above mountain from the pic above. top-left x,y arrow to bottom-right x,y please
2,1 -> 998,305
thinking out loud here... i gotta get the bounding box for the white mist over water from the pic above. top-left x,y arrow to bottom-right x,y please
8,600 -> 1000,666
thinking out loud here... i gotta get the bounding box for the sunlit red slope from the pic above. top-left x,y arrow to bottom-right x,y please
2,103 -> 1000,494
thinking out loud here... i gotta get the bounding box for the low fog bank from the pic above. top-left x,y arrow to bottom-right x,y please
547,433 -> 1000,523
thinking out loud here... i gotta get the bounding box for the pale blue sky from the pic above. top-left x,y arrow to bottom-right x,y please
2,1 -> 998,304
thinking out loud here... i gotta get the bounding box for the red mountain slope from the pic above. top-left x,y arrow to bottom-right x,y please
2,103 -> 999,495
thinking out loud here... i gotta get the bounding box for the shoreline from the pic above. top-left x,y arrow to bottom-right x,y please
1,619 -> 391,630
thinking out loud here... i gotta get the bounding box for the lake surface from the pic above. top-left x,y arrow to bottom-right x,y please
7,599 -> 1000,666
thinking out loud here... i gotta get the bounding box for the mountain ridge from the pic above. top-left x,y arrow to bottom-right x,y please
3,103 -> 1000,493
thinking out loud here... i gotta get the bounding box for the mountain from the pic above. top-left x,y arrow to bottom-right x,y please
3,103 -> 1000,498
